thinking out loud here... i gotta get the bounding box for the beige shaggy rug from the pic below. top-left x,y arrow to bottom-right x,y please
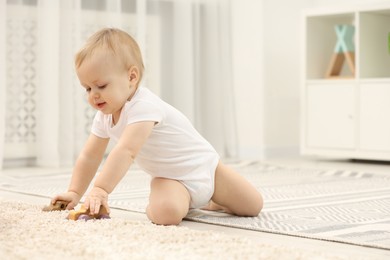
0,200 -> 347,260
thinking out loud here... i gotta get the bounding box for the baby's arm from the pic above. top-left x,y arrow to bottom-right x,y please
68,134 -> 109,196
69,134 -> 109,195
86,121 -> 155,214
52,134 -> 109,209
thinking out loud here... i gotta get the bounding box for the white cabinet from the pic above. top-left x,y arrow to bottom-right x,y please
306,83 -> 355,149
359,82 -> 390,152
301,4 -> 390,161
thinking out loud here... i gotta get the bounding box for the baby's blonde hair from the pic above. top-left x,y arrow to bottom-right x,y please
75,28 -> 144,84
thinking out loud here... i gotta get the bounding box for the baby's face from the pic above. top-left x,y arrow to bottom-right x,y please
76,51 -> 136,122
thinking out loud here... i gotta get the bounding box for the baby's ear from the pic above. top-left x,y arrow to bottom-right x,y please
128,66 -> 140,84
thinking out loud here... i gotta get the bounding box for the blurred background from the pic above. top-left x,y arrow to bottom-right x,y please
0,0 -> 384,168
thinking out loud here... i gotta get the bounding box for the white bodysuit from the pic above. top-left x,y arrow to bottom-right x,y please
91,87 -> 220,208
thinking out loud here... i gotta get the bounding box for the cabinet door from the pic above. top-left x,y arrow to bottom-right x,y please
360,83 -> 390,152
306,84 -> 355,149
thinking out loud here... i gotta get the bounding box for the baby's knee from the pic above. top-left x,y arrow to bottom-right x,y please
146,201 -> 184,225
239,193 -> 264,217
249,193 -> 264,216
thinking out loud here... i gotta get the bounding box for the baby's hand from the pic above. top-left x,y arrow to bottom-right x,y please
51,191 -> 81,210
84,186 -> 110,215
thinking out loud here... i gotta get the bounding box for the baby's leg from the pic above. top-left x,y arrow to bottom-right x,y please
146,177 -> 191,225
211,161 -> 263,216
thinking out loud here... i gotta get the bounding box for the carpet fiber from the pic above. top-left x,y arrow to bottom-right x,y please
0,200 -> 341,259
1,160 -> 390,251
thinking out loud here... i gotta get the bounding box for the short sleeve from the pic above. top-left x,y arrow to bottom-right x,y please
91,112 -> 109,138
125,100 -> 164,125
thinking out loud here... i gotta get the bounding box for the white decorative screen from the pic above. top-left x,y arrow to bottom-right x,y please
3,1 -> 161,164
5,5 -> 38,158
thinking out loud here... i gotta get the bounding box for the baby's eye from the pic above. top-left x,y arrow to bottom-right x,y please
85,87 -> 91,92
98,84 -> 107,89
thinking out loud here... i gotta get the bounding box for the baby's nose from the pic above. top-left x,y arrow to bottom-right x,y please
91,89 -> 100,98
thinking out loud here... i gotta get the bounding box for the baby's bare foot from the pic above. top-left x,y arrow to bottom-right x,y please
201,200 -> 233,214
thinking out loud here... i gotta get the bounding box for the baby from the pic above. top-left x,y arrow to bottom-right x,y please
51,28 -> 263,225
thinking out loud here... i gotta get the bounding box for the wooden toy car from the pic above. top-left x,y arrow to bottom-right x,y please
67,204 -> 110,221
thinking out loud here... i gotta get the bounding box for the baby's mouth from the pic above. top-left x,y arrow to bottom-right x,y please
96,102 -> 106,109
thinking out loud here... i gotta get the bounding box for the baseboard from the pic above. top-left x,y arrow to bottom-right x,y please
237,146 -> 265,160
264,146 -> 300,159
2,157 -> 37,168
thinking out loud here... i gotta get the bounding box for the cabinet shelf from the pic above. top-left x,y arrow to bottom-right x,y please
359,11 -> 390,78
306,13 -> 355,80
306,79 -> 356,84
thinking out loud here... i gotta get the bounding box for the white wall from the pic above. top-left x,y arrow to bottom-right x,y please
231,0 -> 388,159
262,0 -> 314,158
313,0 -> 388,6
231,0 -> 265,159
231,0 -> 313,159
